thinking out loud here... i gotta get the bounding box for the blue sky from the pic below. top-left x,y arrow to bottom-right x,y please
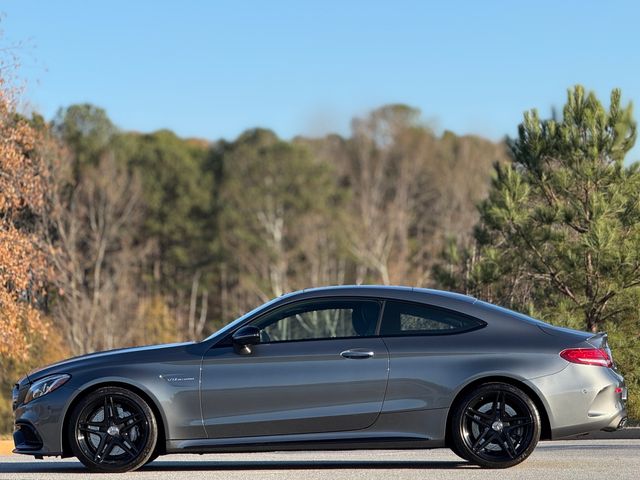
2,0 -> 640,159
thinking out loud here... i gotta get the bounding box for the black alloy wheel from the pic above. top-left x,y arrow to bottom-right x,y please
68,386 -> 158,473
452,382 -> 541,468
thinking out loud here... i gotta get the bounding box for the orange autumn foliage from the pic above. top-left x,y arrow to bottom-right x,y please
0,82 -> 50,360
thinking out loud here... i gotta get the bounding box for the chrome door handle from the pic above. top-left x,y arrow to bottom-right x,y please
340,350 -> 374,359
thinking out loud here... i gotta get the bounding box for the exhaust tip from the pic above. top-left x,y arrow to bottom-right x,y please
618,417 -> 628,430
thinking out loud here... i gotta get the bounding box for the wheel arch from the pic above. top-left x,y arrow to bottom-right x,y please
444,375 -> 552,446
61,380 -> 168,457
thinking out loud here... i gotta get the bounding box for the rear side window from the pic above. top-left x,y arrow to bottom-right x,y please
380,300 -> 485,336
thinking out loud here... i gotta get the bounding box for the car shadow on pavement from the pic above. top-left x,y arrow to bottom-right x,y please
0,459 -> 473,473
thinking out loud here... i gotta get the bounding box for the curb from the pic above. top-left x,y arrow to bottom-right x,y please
0,439 -> 13,455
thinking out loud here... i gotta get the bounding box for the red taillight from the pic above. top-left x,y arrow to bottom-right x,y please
560,348 -> 612,368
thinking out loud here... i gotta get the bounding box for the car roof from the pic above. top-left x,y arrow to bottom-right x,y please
286,285 -> 477,304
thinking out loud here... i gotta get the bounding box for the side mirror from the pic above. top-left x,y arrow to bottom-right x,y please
232,325 -> 261,355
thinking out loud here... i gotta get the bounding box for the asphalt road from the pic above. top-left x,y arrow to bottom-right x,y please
1,440 -> 638,479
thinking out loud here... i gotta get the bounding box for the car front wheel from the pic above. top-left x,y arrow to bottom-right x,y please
68,386 -> 158,473
451,382 -> 541,468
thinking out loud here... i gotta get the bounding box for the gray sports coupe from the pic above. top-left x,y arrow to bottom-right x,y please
12,286 -> 627,472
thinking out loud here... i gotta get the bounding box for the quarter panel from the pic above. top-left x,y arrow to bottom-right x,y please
380,322 -> 568,415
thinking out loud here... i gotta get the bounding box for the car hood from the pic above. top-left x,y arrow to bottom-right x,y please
27,342 -> 194,382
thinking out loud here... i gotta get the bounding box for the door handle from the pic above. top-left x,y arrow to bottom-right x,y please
340,350 -> 374,359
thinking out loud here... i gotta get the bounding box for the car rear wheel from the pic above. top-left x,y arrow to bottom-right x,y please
452,382 -> 540,468
68,386 -> 158,473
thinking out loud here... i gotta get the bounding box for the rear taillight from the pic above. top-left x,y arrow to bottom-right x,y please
560,348 -> 612,368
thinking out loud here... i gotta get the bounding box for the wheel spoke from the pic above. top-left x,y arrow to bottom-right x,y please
103,396 -> 111,420
499,438 -> 514,459
504,432 -> 518,458
120,414 -> 144,432
506,416 -> 533,430
472,427 -> 495,452
465,409 -> 492,428
110,396 -> 118,419
467,408 -> 492,420
79,421 -> 105,432
502,433 -> 518,459
94,436 -> 115,463
118,439 -> 139,459
491,392 -> 500,417
79,426 -> 102,436
93,435 -> 107,462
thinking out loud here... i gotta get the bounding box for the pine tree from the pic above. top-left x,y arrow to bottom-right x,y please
437,85 -> 640,333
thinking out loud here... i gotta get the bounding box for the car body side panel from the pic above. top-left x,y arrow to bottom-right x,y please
201,338 -> 389,438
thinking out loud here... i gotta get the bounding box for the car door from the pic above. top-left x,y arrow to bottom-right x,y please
201,298 -> 389,439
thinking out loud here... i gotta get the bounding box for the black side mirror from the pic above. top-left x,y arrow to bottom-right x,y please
232,325 -> 261,355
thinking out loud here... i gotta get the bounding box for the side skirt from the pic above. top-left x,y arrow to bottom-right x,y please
167,436 -> 445,454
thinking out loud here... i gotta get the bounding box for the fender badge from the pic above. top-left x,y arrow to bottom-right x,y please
159,374 -> 196,384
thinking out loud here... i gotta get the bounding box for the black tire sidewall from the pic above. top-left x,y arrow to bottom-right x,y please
68,386 -> 158,473
452,382 -> 541,468
144,449 -> 161,465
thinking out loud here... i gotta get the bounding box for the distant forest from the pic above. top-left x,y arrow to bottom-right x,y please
44,102 -> 509,350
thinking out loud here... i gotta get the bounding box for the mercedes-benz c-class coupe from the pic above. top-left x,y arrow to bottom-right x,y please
12,286 -> 627,472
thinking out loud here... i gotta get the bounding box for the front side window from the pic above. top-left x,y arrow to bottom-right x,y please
380,300 -> 484,336
252,299 -> 381,343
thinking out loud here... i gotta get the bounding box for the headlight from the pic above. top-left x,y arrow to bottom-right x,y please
24,374 -> 70,403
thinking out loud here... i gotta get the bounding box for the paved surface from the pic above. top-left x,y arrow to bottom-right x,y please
0,440 -> 638,479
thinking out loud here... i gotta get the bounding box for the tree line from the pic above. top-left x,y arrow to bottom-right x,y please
42,102 -> 508,352
1,84 -> 638,431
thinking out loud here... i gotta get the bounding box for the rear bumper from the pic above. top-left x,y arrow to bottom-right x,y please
528,363 -> 627,439
601,412 -> 628,432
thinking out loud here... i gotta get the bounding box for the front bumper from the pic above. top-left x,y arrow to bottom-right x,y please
13,422 -> 44,452
12,385 -> 74,457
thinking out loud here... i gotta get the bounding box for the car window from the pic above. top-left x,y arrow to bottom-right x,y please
380,300 -> 484,335
252,299 -> 381,343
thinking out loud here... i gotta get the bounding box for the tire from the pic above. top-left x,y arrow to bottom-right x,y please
449,441 -> 470,461
68,386 -> 158,473
144,450 -> 160,465
451,382 -> 540,468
